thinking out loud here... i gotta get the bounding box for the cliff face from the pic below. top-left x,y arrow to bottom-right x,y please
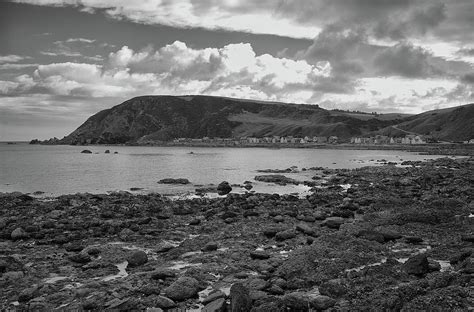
61,95 -> 473,144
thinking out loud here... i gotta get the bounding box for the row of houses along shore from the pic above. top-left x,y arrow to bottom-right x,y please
170,134 -> 463,145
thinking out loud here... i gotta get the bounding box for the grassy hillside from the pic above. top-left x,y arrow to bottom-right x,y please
61,96 -> 473,144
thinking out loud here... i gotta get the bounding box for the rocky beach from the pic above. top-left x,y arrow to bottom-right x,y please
1,157 -> 473,311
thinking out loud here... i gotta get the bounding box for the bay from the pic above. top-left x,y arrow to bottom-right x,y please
0,143 -> 447,196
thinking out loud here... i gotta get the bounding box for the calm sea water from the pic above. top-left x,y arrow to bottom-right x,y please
0,143 -> 446,196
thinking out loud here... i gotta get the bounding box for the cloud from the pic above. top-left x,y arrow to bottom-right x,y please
457,47 -> 474,56
3,41 -> 330,101
40,38 -> 106,61
0,55 -> 30,63
65,38 -> 96,43
0,63 -> 40,70
373,43 -> 437,78
461,73 -> 474,84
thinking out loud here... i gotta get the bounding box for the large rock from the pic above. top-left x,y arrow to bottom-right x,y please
250,251 -> 270,260
403,254 -> 429,276
158,178 -> 190,185
126,250 -> 148,267
164,277 -> 200,301
322,217 -> 346,229
153,296 -> 176,309
281,292 -> 336,310
217,181 -> 232,195
254,175 -> 298,185
81,150 -> 92,154
295,223 -> 317,236
319,279 -> 347,298
275,230 -> 297,241
230,283 -> 252,312
355,230 -> 385,243
11,227 -> 28,240
68,253 -> 91,264
202,298 -> 226,312
151,268 -> 177,280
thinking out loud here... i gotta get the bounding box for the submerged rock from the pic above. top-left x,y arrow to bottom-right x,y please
254,175 -> 299,185
81,150 -> 92,154
158,178 -> 190,185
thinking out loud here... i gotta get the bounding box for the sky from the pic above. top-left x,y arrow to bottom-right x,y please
1,0 -> 473,140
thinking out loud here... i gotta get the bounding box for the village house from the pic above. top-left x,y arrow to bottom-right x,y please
328,136 -> 338,144
313,136 -> 328,143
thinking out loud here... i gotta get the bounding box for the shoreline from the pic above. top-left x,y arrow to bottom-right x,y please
1,156 -> 473,310
27,141 -> 474,156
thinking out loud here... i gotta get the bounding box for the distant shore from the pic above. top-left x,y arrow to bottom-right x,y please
69,142 -> 474,156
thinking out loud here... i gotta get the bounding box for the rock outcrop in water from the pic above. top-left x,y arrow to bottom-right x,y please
0,157 -> 472,310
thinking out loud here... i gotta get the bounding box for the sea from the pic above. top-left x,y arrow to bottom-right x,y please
0,142 -> 450,197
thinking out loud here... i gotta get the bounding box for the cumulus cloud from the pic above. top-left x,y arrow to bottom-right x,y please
2,41 -> 330,101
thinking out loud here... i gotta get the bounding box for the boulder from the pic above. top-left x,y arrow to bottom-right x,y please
217,181 -> 232,195
202,242 -> 218,252
322,217 -> 346,229
119,228 -> 135,241
126,250 -> 148,267
250,251 -> 270,260
202,290 -> 226,304
319,279 -> 347,298
403,254 -> 429,276
11,227 -> 28,240
461,235 -> 474,243
68,253 -> 91,264
202,298 -> 226,312
295,223 -> 317,236
158,178 -> 190,185
163,277 -> 200,301
81,150 -> 92,154
156,241 -> 177,253
64,242 -> 85,252
18,287 -> 38,302
275,230 -> 297,241
355,230 -> 385,243
254,175 -> 298,185
262,228 -> 279,238
230,283 -> 252,312
151,268 -> 177,280
281,292 -> 336,310
189,218 -> 201,225
153,296 -> 176,309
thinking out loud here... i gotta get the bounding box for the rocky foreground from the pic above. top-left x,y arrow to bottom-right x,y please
1,157 -> 473,311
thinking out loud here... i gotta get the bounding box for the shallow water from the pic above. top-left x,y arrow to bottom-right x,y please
0,143 -> 448,196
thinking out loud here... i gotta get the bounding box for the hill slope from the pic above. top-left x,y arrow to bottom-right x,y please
377,104 -> 474,141
61,96 -> 473,144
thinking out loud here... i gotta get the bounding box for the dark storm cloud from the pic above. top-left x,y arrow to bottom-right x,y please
457,48 -> 474,56
275,0 -> 447,40
373,43 -> 437,78
461,73 -> 474,85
